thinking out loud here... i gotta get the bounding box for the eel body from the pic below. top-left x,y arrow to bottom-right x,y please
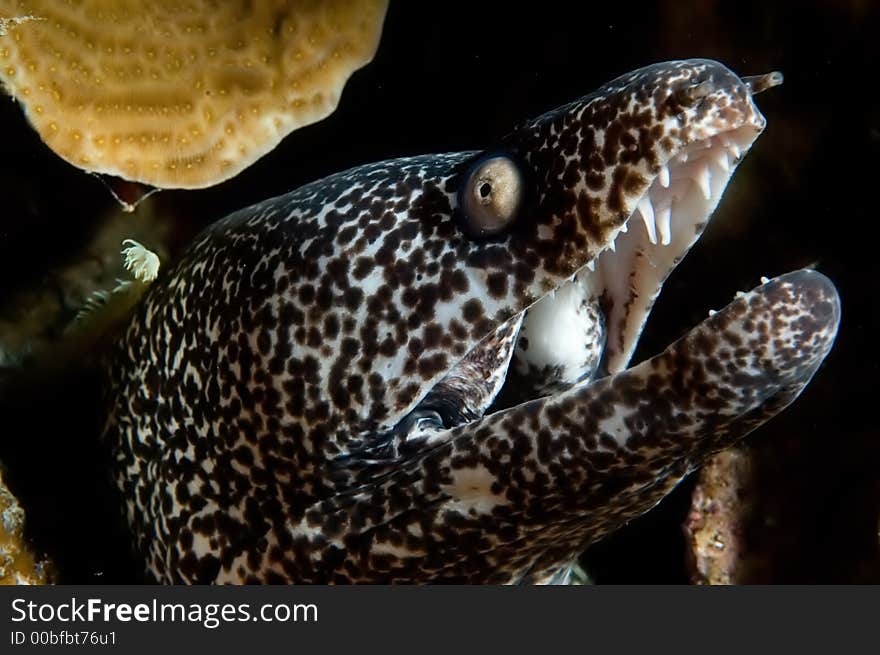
103,60 -> 839,583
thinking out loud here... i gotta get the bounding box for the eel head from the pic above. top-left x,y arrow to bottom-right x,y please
105,59 -> 838,584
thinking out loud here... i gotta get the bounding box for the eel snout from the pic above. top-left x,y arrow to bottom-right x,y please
641,268 -> 841,467
700,269 -> 840,390
531,268 -> 842,475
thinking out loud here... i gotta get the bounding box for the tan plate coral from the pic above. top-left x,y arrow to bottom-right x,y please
0,0 -> 388,189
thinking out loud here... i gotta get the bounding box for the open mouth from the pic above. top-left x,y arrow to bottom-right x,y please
346,128 -> 762,468
585,124 -> 761,376
342,70 -> 783,469
492,121 -> 766,421
435,134 -> 764,436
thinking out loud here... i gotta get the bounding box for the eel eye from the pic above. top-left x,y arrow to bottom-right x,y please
674,80 -> 715,107
458,154 -> 524,237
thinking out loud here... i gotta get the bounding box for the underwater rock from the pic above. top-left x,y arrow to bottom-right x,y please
0,0 -> 389,190
0,464 -> 52,585
687,432 -> 880,584
685,448 -> 757,584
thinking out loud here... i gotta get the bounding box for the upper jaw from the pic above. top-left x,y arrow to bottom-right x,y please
512,76 -> 772,390
390,63 -> 776,435
581,69 -> 774,375
590,121 -> 765,376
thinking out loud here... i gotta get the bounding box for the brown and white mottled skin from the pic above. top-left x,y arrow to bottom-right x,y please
102,60 -> 840,584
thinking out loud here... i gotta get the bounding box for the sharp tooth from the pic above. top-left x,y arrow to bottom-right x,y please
656,205 -> 672,245
658,165 -> 670,188
715,151 -> 730,171
728,142 -> 741,159
608,239 -> 616,252
637,197 -> 657,244
694,165 -> 712,200
708,309 -> 717,316
619,221 -> 628,233
586,260 -> 596,271
760,276 -> 770,284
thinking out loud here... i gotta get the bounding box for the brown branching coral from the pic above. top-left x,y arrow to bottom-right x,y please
0,0 -> 388,189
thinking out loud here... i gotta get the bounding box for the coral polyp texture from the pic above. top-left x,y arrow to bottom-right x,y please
0,467 -> 52,585
0,0 -> 389,189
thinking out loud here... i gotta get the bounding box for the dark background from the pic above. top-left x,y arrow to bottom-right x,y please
0,0 -> 877,582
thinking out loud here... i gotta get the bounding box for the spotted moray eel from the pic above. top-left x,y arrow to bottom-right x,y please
103,59 -> 840,584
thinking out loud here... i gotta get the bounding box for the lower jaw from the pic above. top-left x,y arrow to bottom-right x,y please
513,127 -> 760,391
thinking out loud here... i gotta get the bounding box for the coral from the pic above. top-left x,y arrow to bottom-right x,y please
0,0 -> 388,189
0,465 -> 52,584
684,449 -> 756,585
686,436 -> 880,584
67,239 -> 162,345
120,239 -> 160,283
0,197 -> 172,366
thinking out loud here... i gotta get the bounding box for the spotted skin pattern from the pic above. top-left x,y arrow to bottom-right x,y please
103,60 -> 840,583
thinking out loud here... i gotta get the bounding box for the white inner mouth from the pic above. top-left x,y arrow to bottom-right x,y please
398,124 -> 763,439
518,125 -> 761,382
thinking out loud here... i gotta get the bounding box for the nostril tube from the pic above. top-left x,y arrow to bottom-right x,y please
743,71 -> 784,95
